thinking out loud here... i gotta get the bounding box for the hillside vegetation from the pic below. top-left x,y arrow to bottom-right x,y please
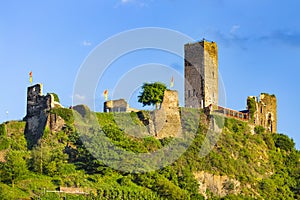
0,107 -> 299,199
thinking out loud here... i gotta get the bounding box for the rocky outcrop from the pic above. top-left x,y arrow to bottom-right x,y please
194,171 -> 241,199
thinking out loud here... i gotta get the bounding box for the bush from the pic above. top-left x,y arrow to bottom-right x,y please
254,126 -> 265,134
49,93 -> 60,103
273,134 -> 295,152
0,124 -> 6,136
50,108 -> 74,125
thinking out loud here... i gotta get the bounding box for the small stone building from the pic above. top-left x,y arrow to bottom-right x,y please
103,99 -> 139,113
103,99 -> 129,112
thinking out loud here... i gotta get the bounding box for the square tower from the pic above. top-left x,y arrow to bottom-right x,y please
184,40 -> 218,108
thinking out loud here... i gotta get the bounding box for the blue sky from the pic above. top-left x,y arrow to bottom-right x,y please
0,0 -> 300,149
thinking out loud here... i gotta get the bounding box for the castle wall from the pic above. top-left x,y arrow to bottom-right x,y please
25,84 -> 64,148
248,93 -> 277,133
185,42 -> 205,108
103,99 -> 129,112
203,42 -> 218,107
25,84 -> 52,148
136,90 -> 182,138
152,90 -> 182,138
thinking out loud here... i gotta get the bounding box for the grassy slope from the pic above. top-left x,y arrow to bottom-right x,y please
0,108 -> 298,199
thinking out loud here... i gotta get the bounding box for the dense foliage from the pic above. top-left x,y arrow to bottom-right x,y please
138,82 -> 167,109
0,108 -> 299,199
49,93 -> 60,103
247,97 -> 256,122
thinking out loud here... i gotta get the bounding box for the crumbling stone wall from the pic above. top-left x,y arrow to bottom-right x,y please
185,40 -> 218,108
138,90 -> 182,138
104,99 -> 129,112
103,99 -> 139,113
24,84 -> 64,148
247,93 -> 277,133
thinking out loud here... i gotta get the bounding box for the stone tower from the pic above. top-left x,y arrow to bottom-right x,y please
184,40 -> 218,108
247,93 -> 277,133
24,84 -> 64,148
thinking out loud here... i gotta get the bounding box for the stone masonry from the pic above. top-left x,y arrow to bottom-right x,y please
185,40 -> 218,108
248,93 -> 277,133
104,99 -> 139,113
24,84 -> 64,148
151,90 -> 182,138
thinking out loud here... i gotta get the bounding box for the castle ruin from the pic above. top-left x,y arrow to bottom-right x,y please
247,93 -> 277,133
150,90 -> 182,138
103,99 -> 139,113
25,40 -> 277,145
184,40 -> 277,133
24,84 -> 64,148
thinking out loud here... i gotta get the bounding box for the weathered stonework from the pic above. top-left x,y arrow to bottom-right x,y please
152,90 -> 182,138
185,40 -> 218,108
104,99 -> 139,113
248,93 -> 277,133
24,84 -> 64,148
137,90 -> 182,138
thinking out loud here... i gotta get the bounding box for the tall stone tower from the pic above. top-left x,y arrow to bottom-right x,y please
184,40 -> 218,108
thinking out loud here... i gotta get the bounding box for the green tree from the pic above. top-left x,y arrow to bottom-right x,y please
138,82 -> 167,109
0,150 -> 28,187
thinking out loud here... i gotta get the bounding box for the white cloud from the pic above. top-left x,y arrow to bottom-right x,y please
82,40 -> 92,47
117,0 -> 148,7
121,0 -> 132,3
74,94 -> 86,101
230,25 -> 240,34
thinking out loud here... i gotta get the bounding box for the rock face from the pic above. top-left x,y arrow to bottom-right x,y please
24,84 -> 64,148
194,171 -> 241,199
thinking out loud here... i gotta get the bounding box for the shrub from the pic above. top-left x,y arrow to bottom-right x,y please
247,97 -> 256,122
49,93 -> 60,103
273,133 -> 295,152
254,126 -> 266,134
0,124 -> 6,136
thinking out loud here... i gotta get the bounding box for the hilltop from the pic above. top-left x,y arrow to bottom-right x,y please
0,105 -> 299,199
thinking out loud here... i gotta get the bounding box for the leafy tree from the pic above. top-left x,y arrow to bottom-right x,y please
0,150 -> 28,187
273,133 -> 295,152
138,82 -> 167,109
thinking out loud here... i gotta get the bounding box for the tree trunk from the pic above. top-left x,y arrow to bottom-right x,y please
155,103 -> 160,110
